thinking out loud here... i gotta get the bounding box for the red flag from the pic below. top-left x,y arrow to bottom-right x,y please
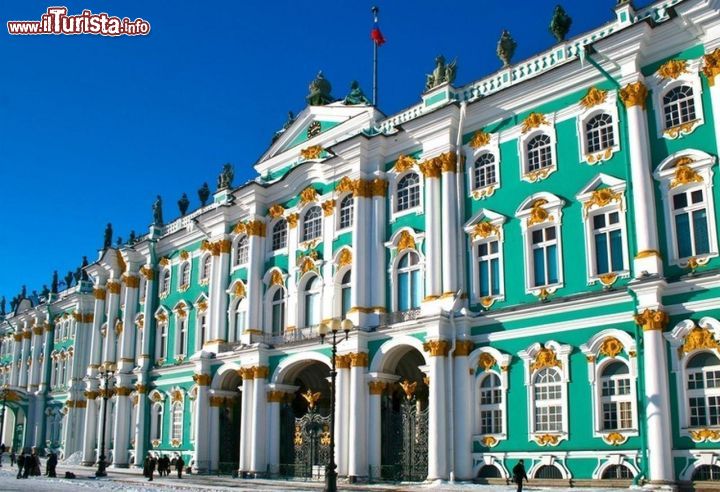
371,8 -> 385,46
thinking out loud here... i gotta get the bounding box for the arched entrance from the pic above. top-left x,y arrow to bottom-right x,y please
215,369 -> 241,474
277,359 -> 330,478
379,345 -> 428,481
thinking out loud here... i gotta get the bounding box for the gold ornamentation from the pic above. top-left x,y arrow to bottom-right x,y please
665,121 -> 699,139
353,179 -> 372,198
586,148 -> 614,165
268,204 -> 285,219
620,81 -> 648,109
368,381 -> 386,395
32,325 -> 44,336
233,281 -> 246,298
423,340 -> 450,357
394,154 -> 417,172
246,219 -> 266,237
116,387 -> 132,397
600,337 -> 624,358
604,432 -> 627,446
586,355 -> 596,363
192,373 -> 211,386
83,390 -> 99,400
634,309 -> 669,332
93,288 -> 107,301
287,213 -> 299,228
598,273 -> 619,287
481,436 -> 498,447
122,275 -> 140,288
472,221 -> 500,239
455,340 -> 474,357
336,248 -> 352,268
469,130 -> 491,149
521,112 -> 549,133
300,145 -> 324,160
139,265 -> 154,280
299,256 -> 316,275
321,199 -> 335,216
170,438 -> 181,448
174,302 -> 187,319
419,159 -> 441,178
179,250 -> 189,260
440,152 -> 458,173
107,281 -> 121,295
635,249 -> 661,259
253,366 -> 269,379
397,230 -> 416,252
682,326 -> 720,355
480,296 -> 496,310
159,257 -> 171,266
535,434 -> 560,446
690,429 -> 720,443
703,49 -> 720,86
135,384 -> 148,394
196,299 -> 208,312
584,188 -> 622,212
579,87 -> 608,108
350,352 -> 369,367
399,380 -> 417,400
170,389 -> 183,403
684,256 -> 710,273
478,352 -> 496,371
670,163 -> 703,188
301,389 -> 322,409
371,178 -> 388,197
336,176 -> 354,194
300,187 -> 319,205
657,59 -> 688,80
270,270 -> 284,286
527,199 -> 554,226
472,185 -> 496,200
531,347 -> 561,372
155,311 -> 168,322
335,355 -> 351,369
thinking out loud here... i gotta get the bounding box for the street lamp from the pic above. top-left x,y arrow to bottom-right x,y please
0,385 -> 9,468
318,318 -> 353,492
96,363 -> 116,477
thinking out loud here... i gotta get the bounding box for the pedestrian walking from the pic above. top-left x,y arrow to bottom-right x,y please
16,451 -> 24,479
46,452 -> 57,477
143,453 -> 156,481
512,459 -> 529,492
175,454 -> 184,479
162,454 -> 170,476
10,449 -> 16,467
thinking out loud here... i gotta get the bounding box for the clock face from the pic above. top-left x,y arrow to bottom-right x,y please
307,121 -> 321,138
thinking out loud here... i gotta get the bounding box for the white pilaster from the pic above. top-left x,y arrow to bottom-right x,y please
426,340 -> 448,480
453,341 -> 473,480
111,375 -> 133,467
19,326 -> 31,388
239,372 -> 254,473
250,367 -> 268,475
440,156 -> 459,300
335,356 -> 350,477
103,279 -> 121,364
118,273 -> 140,373
81,382 -> 99,465
246,224 -> 266,337
208,238 -> 231,344
347,352 -> 368,479
371,179 -> 387,318
10,333 -> 22,386
424,174 -> 442,300
350,193 -> 372,327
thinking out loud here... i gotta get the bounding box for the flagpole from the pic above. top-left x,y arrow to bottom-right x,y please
372,6 -> 379,107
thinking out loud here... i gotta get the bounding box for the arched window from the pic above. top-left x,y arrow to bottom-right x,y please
599,361 -> 633,430
585,113 -> 615,153
473,153 -> 497,190
160,269 -> 170,296
271,288 -> 286,336
272,219 -> 288,251
179,262 -> 190,288
176,317 -> 187,357
197,311 -> 208,348
687,352 -> 720,427
151,403 -> 163,441
302,206 -> 323,242
156,321 -> 168,360
663,85 -> 696,129
479,373 -> 502,435
339,195 -> 354,229
693,465 -> 720,481
397,172 -> 421,211
303,276 -> 322,328
201,255 -> 212,282
534,465 -> 563,479
235,298 -> 248,338
235,236 -> 249,266
526,134 -> 553,172
533,368 -> 563,433
672,187 -> 710,260
477,239 -> 501,297
602,464 -> 633,479
477,465 -> 501,478
397,251 -> 422,311
340,270 -> 352,318
171,402 -> 183,441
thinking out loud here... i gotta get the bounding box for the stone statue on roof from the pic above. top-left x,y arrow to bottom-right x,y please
343,81 -> 370,105
272,111 -> 297,143
103,223 -> 113,250
52,271 -> 59,293
81,256 -> 89,280
0,296 -> 5,315
549,5 -> 572,42
178,193 -> 190,217
425,55 -> 457,92
198,182 -> 210,206
64,271 -> 74,288
306,71 -> 334,106
217,164 -> 234,190
497,30 -> 517,67
152,195 -> 164,227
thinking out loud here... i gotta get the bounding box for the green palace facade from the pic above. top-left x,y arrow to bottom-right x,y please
3,0 -> 720,487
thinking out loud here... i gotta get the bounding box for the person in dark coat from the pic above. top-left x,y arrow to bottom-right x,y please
46,452 -> 58,477
10,449 -> 16,467
31,449 -> 41,476
143,453 -> 156,481
512,459 -> 529,492
162,454 -> 170,477
16,452 -> 25,479
175,454 -> 184,479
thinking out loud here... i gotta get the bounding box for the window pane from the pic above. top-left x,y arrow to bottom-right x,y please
411,270 -> 422,308
675,212 -> 692,258
595,233 -> 609,275
610,229 -> 624,272
398,272 -> 409,311
693,209 -> 710,255
491,258 -> 500,295
546,244 -> 558,284
533,248 -> 546,287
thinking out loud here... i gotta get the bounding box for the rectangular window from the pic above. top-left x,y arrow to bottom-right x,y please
535,405 -> 562,432
673,189 -> 710,259
478,241 -> 500,297
690,396 -> 707,427
480,409 -> 502,434
531,226 -> 558,287
592,211 -> 625,275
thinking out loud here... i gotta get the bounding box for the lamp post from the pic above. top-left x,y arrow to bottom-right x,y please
96,363 -> 116,477
0,385 -> 9,467
319,318 -> 353,492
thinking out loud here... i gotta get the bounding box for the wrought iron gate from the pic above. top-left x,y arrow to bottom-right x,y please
381,395 -> 428,481
280,406 -> 330,478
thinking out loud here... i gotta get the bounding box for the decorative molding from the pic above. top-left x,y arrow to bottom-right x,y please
579,87 -> 608,108
371,178 -> 388,197
321,199 -> 335,216
670,162 -> 703,189
368,381 -> 386,395
657,59 -> 688,80
455,340 -> 474,356
399,380 -> 417,399
397,230 -> 416,252
300,144 -> 324,160
471,221 -> 501,240
681,326 -> 720,355
526,199 -> 554,226
299,187 -> 319,205
530,347 -> 561,372
423,339 -> 450,357
106,281 -> 121,295
703,48 -> 720,86
619,81 -> 648,109
478,352 -> 496,371
349,352 -> 369,367
192,373 -> 211,386
336,248 -> 352,268
287,213 -> 299,229
469,130 -> 491,149
603,432 -> 628,446
394,154 -> 417,172
335,354 -> 351,369
246,219 -> 266,237
535,434 -> 561,446
521,112 -> 549,133
599,337 -> 623,358
583,188 -> 622,212
634,309 -> 669,332
93,288 -> 107,301
139,265 -> 154,280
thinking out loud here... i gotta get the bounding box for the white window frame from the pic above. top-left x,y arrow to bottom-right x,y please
299,273 -> 322,329
301,205 -> 323,244
390,170 -> 424,222
232,235 -> 249,270
173,304 -> 189,359
199,254 -> 212,285
150,398 -> 164,442
577,92 -> 620,165
577,174 -> 630,283
385,228 -> 426,312
336,267 -> 352,319
515,193 -> 565,295
649,59 -> 705,139
159,268 -> 171,298
177,261 -> 191,291
471,346 -> 511,445
228,295 -> 248,342
464,209 -> 506,305
654,150 -> 718,266
337,193 -> 354,231
464,132 -> 501,200
518,341 -> 572,444
154,308 -> 169,362
171,401 -> 184,443
262,269 -> 287,338
269,218 -> 288,254
518,115 -> 557,183
194,295 -> 208,351
666,317 -> 720,439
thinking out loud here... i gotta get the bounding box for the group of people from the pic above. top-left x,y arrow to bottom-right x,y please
142,452 -> 184,481
14,448 -> 42,479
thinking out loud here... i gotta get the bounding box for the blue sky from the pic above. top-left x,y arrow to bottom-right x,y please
0,0 -> 648,301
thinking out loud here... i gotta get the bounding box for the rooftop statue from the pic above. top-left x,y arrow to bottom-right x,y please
73,267 -> 81,284
40,285 -> 50,298
81,256 -> 89,280
549,5 -> 572,42
272,111 -> 296,143
116,236 -> 123,247
129,230 -> 136,244
306,71 -> 334,106
0,296 -> 5,315
497,30 -> 517,67
10,296 -> 17,313
103,223 -> 113,250
21,285 -> 26,298
425,55 -> 457,92
64,271 -> 74,288
51,270 -> 59,293
152,195 -> 164,227
178,192 -> 190,217
198,182 -> 210,206
217,163 -> 234,190
343,81 -> 370,105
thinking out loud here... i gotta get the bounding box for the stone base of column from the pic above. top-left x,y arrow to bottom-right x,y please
112,463 -> 130,469
634,255 -> 663,277
81,461 -> 95,466
642,482 -> 677,491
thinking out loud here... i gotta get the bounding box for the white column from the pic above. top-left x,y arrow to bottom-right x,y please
208,238 -> 231,343
423,169 -> 442,300
371,178 -> 388,316
103,279 -> 121,364
18,327 -> 31,388
321,201 -> 335,324
453,341 -> 473,480
118,274 -> 140,372
335,356 -> 350,477
426,340 -> 448,480
704,58 -> 720,156
245,223 -> 266,337
81,383 -> 99,465
133,386 -> 148,467
238,369 -> 254,473
367,380 -> 384,480
138,267 -> 155,371
621,79 -> 662,276
347,352 -> 368,479
39,323 -> 53,392
440,153 -> 459,298
286,215 -> 299,331
250,366 -> 268,475
208,402 -> 220,473
28,325 -> 44,390
636,308 -> 675,483
192,373 -> 211,473
350,191 -> 372,326
88,282 -> 107,374
266,391 -> 282,477
112,376 -> 133,467
10,333 -> 22,386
